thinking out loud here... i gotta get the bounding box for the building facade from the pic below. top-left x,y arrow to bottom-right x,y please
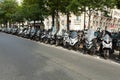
44,9 -> 120,32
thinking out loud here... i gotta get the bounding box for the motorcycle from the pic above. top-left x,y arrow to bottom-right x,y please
77,31 -> 85,51
12,27 -> 18,35
17,27 -> 25,36
62,31 -> 69,48
48,28 -> 57,45
6,27 -> 12,34
44,30 -> 52,44
63,31 -> 79,50
101,34 -> 113,59
83,29 -> 97,55
35,29 -> 41,41
40,30 -> 47,42
30,27 -> 36,40
22,28 -> 27,38
112,32 -> 120,59
24,27 -> 31,38
55,29 -> 64,46
49,33 -> 56,45
55,35 -> 63,46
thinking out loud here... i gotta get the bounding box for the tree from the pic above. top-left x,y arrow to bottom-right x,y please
12,5 -> 25,26
116,0 -> 120,9
0,0 -> 18,27
79,0 -> 116,29
67,0 -> 83,30
46,0 -> 80,31
46,0 -> 62,32
60,0 -> 76,30
22,0 -> 47,26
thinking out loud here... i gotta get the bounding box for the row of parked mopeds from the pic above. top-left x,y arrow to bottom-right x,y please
1,26 -> 120,59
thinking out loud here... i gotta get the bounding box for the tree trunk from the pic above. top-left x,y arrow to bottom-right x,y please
9,19 -> 12,28
22,22 -> 24,27
9,22 -> 11,28
56,10 -> 59,33
84,12 -> 86,30
5,23 -> 7,28
67,13 -> 70,31
52,11 -> 55,29
34,20 -> 36,27
40,19 -> 44,30
88,8 -> 92,29
88,15 -> 91,29
18,22 -> 20,28
5,20 -> 8,28
84,6 -> 86,30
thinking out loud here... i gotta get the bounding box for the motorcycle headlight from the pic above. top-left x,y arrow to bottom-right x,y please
103,41 -> 112,47
85,40 -> 89,43
89,41 -> 93,45
58,36 -> 61,39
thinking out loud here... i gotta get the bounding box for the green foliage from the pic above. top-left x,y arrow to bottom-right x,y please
13,5 -> 24,23
116,0 -> 120,9
0,0 -> 18,24
0,0 -> 118,26
22,0 -> 48,22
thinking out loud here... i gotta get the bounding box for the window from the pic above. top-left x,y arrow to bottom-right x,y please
76,16 -> 80,21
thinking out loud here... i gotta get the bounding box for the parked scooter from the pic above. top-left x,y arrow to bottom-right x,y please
21,28 -> 28,37
17,27 -> 24,36
68,31 -> 80,50
63,31 -> 79,50
44,29 -> 52,44
83,29 -> 97,55
35,29 -> 41,41
55,29 -> 64,46
24,27 -> 31,38
6,27 -> 12,34
55,25 -> 66,46
30,27 -> 36,40
49,28 -> 57,45
12,27 -> 18,35
101,34 -> 113,59
77,30 -> 86,51
40,30 -> 47,42
112,32 -> 120,59
63,30 -> 69,48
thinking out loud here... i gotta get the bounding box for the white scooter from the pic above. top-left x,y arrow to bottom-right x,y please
64,31 -> 79,50
102,34 -> 112,59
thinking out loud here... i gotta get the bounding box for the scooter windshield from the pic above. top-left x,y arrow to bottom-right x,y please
86,29 -> 96,41
31,29 -> 35,33
103,34 -> 112,42
70,31 -> 77,39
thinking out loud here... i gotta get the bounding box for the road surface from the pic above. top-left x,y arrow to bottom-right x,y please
0,32 -> 120,80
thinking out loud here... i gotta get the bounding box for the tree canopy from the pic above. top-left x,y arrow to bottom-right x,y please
0,0 -> 119,28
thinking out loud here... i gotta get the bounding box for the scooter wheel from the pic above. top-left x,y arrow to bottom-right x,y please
103,50 -> 109,59
55,40 -> 59,46
83,50 -> 87,54
50,41 -> 54,45
45,40 -> 48,44
68,46 -> 71,50
63,41 -> 67,48
91,47 -> 96,55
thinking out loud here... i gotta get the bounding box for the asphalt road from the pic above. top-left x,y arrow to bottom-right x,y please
0,32 -> 120,80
